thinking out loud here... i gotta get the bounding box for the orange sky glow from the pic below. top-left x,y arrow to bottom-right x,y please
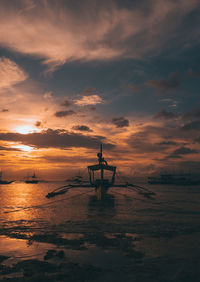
0,0 -> 200,180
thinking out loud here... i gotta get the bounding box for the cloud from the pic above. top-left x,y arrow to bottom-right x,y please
182,108 -> 200,119
75,95 -> 102,106
173,146 -> 198,155
166,146 -> 199,159
157,141 -> 177,146
54,110 -> 76,117
35,121 -> 41,127
81,87 -> 97,96
0,0 -> 199,69
146,73 -> 180,91
154,110 -> 178,119
195,137 -> 200,143
187,69 -> 200,78
0,57 -> 27,88
128,136 -> 170,153
181,120 -> 200,131
72,125 -> 93,132
126,83 -> 141,92
43,92 -> 52,100
88,106 -> 96,111
0,145 -> 21,151
61,99 -> 73,108
112,117 -> 129,128
0,129 -> 115,150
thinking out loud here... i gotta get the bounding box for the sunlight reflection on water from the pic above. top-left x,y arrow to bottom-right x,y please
0,181 -> 200,268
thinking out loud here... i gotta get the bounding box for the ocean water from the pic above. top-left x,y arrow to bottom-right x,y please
0,181 -> 200,281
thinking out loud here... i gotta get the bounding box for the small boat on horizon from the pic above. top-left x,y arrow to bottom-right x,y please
25,172 -> 39,184
0,171 -> 14,185
148,173 -> 200,185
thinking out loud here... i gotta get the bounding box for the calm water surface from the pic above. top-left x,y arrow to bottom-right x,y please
0,181 -> 200,280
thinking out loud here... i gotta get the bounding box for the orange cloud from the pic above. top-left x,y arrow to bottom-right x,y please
0,57 -> 27,88
75,95 -> 103,106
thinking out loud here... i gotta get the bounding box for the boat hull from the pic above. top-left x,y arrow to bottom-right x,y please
0,181 -> 13,185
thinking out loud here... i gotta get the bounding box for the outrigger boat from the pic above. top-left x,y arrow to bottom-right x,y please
46,145 -> 155,200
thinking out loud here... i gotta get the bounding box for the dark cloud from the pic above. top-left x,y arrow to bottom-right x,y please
54,110 -> 76,117
126,83 -> 141,92
181,120 -> 200,131
1,109 -> 9,112
166,146 -> 199,159
88,106 -> 96,111
195,137 -> 200,143
41,155 -> 96,163
187,69 -> 200,78
72,125 -> 93,132
81,87 -> 96,96
157,141 -> 177,146
0,129 -> 115,150
35,121 -> 41,127
112,117 -> 129,128
128,137 -> 170,153
0,145 -> 21,151
146,73 -> 180,91
61,99 -> 73,107
182,109 -> 200,119
172,146 -> 198,155
154,110 -> 177,120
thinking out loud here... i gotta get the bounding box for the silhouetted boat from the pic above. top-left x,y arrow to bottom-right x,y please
0,171 -> 13,184
148,173 -> 200,185
46,144 -> 155,200
25,173 -> 39,184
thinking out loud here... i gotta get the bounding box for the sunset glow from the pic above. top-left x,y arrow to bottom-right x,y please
14,125 -> 40,134
11,145 -> 33,152
0,0 -> 199,181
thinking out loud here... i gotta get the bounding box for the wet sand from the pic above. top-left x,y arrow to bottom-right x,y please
0,182 -> 200,281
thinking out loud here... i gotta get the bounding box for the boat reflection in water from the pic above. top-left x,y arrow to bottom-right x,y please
88,193 -> 116,218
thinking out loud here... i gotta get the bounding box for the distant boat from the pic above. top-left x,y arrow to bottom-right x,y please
0,171 -> 13,184
148,173 -> 200,185
25,172 -> 39,184
66,173 -> 88,184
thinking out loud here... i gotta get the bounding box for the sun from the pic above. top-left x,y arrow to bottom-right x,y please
14,125 -> 39,134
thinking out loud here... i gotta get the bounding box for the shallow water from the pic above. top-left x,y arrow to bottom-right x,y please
0,181 -> 200,281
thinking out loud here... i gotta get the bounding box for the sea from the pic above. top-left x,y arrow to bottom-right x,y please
0,181 -> 200,281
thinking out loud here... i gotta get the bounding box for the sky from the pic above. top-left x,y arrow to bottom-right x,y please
0,0 -> 200,180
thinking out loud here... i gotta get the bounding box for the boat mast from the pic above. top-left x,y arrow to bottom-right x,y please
100,144 -> 104,181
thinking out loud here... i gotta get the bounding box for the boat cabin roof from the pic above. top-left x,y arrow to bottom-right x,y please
88,164 -> 116,172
